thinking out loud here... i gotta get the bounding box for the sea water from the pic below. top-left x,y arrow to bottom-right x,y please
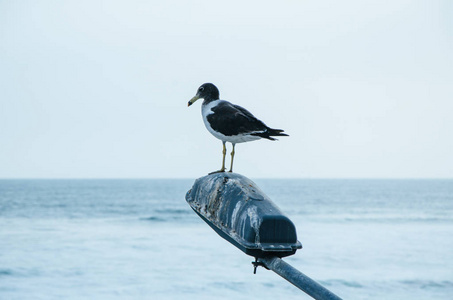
1,178 -> 452,299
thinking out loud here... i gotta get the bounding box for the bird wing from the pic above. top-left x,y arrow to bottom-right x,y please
207,101 -> 268,136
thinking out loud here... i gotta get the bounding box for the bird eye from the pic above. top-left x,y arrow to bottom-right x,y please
199,87 -> 205,92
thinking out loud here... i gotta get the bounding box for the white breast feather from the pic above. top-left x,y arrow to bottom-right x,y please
201,100 -> 261,144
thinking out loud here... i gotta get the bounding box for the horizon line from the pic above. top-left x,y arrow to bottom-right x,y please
1,177 -> 452,180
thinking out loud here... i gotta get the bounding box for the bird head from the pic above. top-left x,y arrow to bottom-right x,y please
188,83 -> 220,106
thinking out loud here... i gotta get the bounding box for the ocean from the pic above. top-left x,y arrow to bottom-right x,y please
1,178 -> 452,299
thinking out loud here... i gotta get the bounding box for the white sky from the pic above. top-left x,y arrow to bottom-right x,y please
1,0 -> 452,178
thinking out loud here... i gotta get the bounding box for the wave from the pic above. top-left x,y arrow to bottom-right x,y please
0,268 -> 42,278
0,269 -> 14,277
399,280 -> 453,289
154,208 -> 192,215
139,208 -> 195,222
322,279 -> 364,288
302,214 -> 453,224
139,216 -> 167,222
323,279 -> 453,290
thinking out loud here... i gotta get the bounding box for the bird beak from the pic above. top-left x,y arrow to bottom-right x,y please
188,95 -> 200,107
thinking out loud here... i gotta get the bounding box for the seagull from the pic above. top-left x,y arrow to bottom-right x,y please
188,83 -> 288,173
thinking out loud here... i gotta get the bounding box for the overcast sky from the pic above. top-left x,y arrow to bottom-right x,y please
1,0 -> 452,178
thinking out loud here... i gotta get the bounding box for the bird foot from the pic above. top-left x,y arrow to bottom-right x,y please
208,169 -> 226,175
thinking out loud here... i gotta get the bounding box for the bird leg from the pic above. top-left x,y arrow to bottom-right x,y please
229,143 -> 236,172
209,141 -> 226,174
221,141 -> 227,172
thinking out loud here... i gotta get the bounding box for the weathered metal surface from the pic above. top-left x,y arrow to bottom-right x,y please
258,256 -> 343,300
186,172 -> 302,258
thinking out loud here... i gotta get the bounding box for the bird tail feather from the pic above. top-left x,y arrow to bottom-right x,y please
251,128 -> 289,141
